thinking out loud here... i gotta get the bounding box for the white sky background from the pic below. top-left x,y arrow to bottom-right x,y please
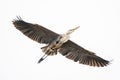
0,0 -> 120,80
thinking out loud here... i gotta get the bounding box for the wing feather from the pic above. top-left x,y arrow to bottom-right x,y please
13,17 -> 59,44
59,40 -> 109,67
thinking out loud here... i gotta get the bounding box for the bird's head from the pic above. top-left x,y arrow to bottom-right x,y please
66,26 -> 80,35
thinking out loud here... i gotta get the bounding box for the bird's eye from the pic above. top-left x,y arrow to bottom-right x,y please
56,41 -> 59,44
56,36 -> 61,44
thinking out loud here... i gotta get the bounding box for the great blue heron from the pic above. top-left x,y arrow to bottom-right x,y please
13,17 -> 109,67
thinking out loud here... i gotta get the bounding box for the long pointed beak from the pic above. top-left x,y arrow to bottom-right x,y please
72,26 -> 80,31
66,26 -> 80,35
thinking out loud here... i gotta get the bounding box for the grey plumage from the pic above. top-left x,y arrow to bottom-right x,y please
13,17 -> 59,44
13,17 -> 109,67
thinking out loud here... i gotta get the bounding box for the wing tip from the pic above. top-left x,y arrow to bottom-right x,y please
12,16 -> 27,28
12,16 -> 23,23
81,59 -> 110,67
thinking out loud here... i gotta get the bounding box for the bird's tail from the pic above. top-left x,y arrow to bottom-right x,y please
41,46 -> 57,55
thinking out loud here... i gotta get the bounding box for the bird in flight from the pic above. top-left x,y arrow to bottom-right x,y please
13,17 -> 109,67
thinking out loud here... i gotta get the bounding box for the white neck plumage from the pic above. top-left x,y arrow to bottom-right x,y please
59,26 -> 80,44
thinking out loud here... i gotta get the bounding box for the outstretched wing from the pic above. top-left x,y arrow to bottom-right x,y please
13,17 -> 59,44
59,40 -> 109,67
